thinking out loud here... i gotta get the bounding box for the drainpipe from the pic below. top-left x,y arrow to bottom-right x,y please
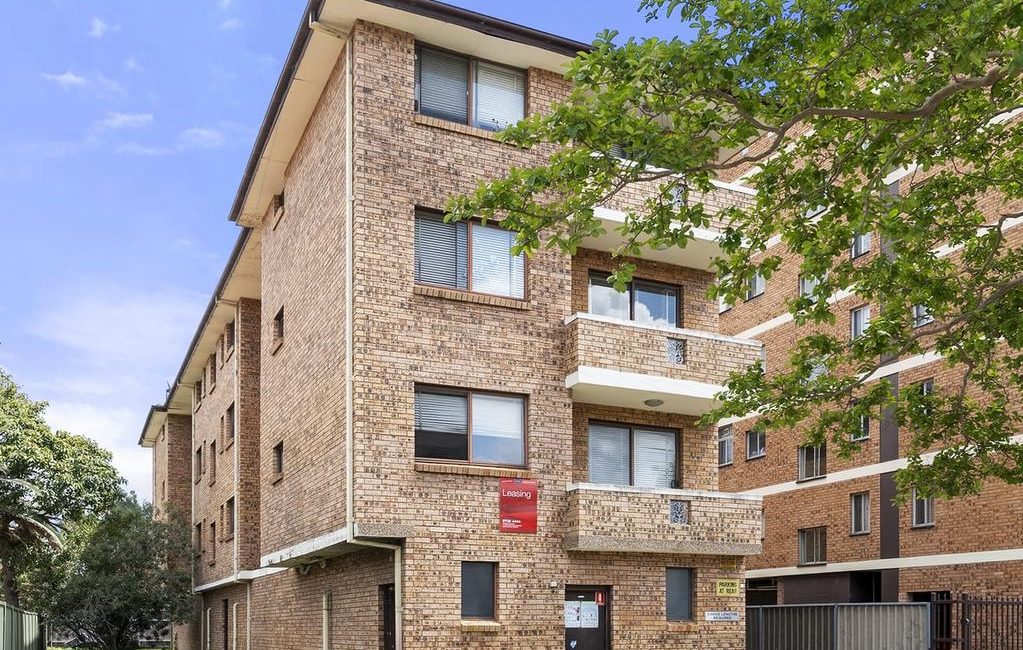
245,582 -> 252,650
233,302 -> 241,576
322,592 -> 332,650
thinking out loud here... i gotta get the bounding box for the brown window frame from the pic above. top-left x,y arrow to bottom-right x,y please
587,270 -> 683,328
225,497 -> 235,539
413,209 -> 529,301
414,385 -> 529,469
586,419 -> 680,488
224,403 -> 236,447
798,526 -> 827,565
414,42 -> 528,132
194,447 -> 203,483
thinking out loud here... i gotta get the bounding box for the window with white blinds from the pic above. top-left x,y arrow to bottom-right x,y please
415,44 -> 526,131
474,61 -> 525,130
414,388 -> 526,466
414,211 -> 524,299
587,423 -> 677,489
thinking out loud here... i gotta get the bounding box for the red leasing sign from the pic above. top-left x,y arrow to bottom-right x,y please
499,478 -> 538,533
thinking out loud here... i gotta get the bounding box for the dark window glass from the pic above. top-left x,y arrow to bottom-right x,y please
415,388 -> 526,466
226,497 -> 235,536
415,45 -> 525,130
414,391 -> 469,461
667,568 -> 694,621
225,403 -> 236,442
414,212 -> 468,290
416,47 -> 470,124
273,307 -> 284,340
273,441 -> 284,475
461,562 -> 496,619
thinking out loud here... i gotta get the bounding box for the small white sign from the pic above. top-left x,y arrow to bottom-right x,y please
705,611 -> 740,622
564,601 -> 581,628
580,602 -> 599,629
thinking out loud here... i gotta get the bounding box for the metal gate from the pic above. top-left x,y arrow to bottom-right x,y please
931,596 -> 1023,650
746,603 -> 931,650
0,601 -> 44,650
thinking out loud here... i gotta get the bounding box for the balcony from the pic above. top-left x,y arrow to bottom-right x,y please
582,207 -> 724,271
564,483 -> 763,555
564,313 -> 762,415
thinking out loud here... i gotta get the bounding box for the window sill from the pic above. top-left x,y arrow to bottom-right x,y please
223,439 -> 235,454
270,337 -> 284,356
460,620 -> 501,633
413,284 -> 530,310
911,523 -> 935,530
208,382 -> 216,395
850,436 -> 869,443
796,475 -> 826,483
415,462 -> 533,479
222,347 -> 235,367
718,462 -> 733,468
746,453 -> 765,461
223,535 -> 234,542
271,472 -> 284,485
797,562 -> 827,567
414,114 -> 514,144
666,621 -> 698,633
850,531 -> 870,537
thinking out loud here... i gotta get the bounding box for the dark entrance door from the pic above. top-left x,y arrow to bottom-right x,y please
380,584 -> 396,650
564,587 -> 610,650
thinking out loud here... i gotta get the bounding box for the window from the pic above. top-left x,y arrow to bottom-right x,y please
798,526 -> 827,565
798,275 -> 821,299
225,497 -> 235,538
588,272 -> 680,328
272,307 -> 284,342
808,360 -> 827,383
717,425 -> 734,466
194,447 -> 203,482
415,44 -> 526,131
851,232 -> 872,258
718,275 -> 732,313
746,429 -> 766,459
745,271 -> 765,300
225,320 -> 236,350
852,412 -> 870,441
415,388 -> 526,467
194,381 -> 203,406
224,403 -> 235,444
209,441 -> 216,483
209,522 -> 216,562
195,523 -> 203,557
666,568 -> 694,621
460,562 -> 496,619
850,305 -> 870,340
850,492 -> 870,535
414,211 -> 525,299
912,304 -> 934,328
208,354 -> 217,387
797,444 -> 826,480
272,441 -> 284,476
912,490 -> 934,527
588,423 -> 677,488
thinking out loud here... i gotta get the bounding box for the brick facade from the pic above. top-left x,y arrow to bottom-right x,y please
143,9 -> 774,650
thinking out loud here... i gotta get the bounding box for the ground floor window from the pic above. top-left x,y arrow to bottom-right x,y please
666,568 -> 694,621
461,561 -> 497,619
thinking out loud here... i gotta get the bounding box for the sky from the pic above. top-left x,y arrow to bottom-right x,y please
0,1 -> 695,501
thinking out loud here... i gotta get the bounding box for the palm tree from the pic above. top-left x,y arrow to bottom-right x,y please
0,476 -> 62,606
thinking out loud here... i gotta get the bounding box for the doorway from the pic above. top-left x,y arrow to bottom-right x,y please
564,586 -> 610,650
379,584 -> 395,650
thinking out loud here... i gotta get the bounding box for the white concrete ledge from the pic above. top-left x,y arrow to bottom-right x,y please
566,312 -> 762,348
567,482 -> 762,503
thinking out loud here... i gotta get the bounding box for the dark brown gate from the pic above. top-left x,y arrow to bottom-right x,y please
928,595 -> 1023,650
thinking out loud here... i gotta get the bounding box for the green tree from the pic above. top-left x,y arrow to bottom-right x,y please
22,496 -> 192,650
449,0 -> 1023,497
0,367 -> 122,605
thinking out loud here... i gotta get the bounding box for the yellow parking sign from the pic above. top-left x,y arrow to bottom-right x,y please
716,580 -> 740,597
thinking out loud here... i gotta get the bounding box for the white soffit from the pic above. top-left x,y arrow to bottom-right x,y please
585,207 -> 723,271
567,366 -> 723,416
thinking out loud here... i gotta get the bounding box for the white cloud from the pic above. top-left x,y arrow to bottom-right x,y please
95,111 -> 154,131
32,285 -> 205,369
89,17 -> 119,38
44,402 -> 151,499
219,17 -> 242,31
219,0 -> 235,9
178,126 -> 225,149
41,71 -> 87,88
122,57 -> 142,73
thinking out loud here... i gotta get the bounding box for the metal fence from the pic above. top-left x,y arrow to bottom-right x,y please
931,596 -> 1023,650
747,603 -> 931,650
0,601 -> 43,650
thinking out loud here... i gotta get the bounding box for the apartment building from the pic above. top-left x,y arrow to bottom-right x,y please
139,1 -> 767,649
716,171 -> 1023,607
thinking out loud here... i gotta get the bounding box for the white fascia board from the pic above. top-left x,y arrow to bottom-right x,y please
259,526 -> 351,568
747,547 -> 1023,579
567,366 -> 723,402
567,482 -> 762,503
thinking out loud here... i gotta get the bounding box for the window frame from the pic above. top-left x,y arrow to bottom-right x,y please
718,425 -> 734,467
225,497 -> 235,539
415,43 -> 528,132
209,521 -> 217,564
911,489 -> 935,528
745,271 -> 766,301
414,385 -> 529,469
798,274 -> 821,299
587,270 -> 683,328
912,304 -> 934,328
746,428 -> 766,460
851,232 -> 872,258
850,305 -> 871,340
798,526 -> 827,565
666,567 -> 695,622
414,210 -> 528,301
850,492 -> 870,535
224,403 -> 236,446
587,420 -> 679,488
272,307 -> 284,342
209,441 -> 216,485
460,561 -> 498,620
797,444 -> 827,481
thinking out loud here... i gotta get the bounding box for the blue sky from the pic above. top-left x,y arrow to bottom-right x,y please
0,1 -> 694,500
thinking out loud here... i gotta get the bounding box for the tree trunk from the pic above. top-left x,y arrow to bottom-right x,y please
0,538 -> 19,607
